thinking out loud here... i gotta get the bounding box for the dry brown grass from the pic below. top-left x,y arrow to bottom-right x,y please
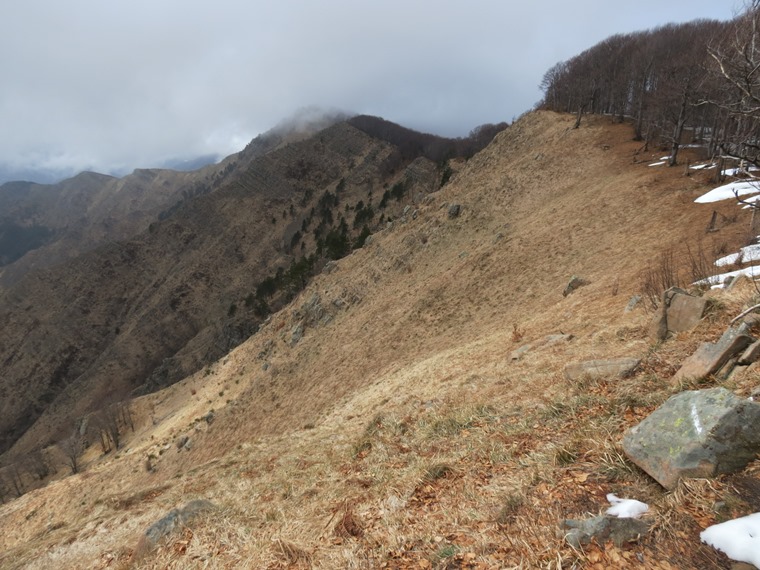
1,112 -> 758,569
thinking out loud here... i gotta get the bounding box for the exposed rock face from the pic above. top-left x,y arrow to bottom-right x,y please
622,388 -> 760,489
563,358 -> 640,381
673,325 -> 755,383
447,204 -> 461,218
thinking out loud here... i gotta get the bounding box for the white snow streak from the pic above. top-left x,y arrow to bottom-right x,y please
695,181 -> 760,203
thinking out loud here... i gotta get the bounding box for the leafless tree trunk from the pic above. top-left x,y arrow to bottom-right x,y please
95,400 -> 133,453
60,431 -> 85,474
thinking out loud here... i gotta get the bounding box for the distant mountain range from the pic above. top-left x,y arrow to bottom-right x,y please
0,113 -> 506,459
0,154 -> 221,186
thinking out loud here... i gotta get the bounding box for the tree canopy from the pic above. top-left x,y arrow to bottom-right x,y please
537,7 -> 760,166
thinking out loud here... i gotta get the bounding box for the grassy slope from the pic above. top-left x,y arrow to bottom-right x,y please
1,111 -> 758,569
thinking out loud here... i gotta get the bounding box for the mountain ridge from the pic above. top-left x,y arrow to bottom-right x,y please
0,115 -> 502,460
0,110 -> 749,568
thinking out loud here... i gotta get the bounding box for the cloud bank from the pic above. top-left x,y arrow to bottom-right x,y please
0,0 -> 736,181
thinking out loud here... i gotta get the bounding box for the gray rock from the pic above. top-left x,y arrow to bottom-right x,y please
138,500 -> 216,558
622,387 -> 760,489
202,410 -> 215,424
510,344 -> 533,361
563,358 -> 640,382
322,261 -> 338,274
448,204 -> 461,218
561,515 -> 649,548
739,340 -> 760,365
296,293 -> 323,327
176,435 -> 189,450
624,295 -> 642,313
290,322 -> 304,346
562,276 -> 589,297
403,205 -> 411,216
673,325 -> 755,383
666,291 -> 708,333
544,334 -> 574,347
412,210 -> 419,220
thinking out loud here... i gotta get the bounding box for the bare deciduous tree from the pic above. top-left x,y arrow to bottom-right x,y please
94,400 -> 134,453
538,17 -> 729,160
707,2 -> 760,167
59,429 -> 86,474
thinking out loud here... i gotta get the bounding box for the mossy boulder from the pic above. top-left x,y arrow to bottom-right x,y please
622,388 -> 760,489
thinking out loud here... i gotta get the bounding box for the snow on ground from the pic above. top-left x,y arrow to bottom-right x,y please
696,265 -> 760,288
701,512 -> 760,568
689,163 -> 715,170
740,194 -> 760,208
695,181 -> 760,203
722,166 -> 760,176
715,243 -> 760,267
605,494 -> 648,518
649,161 -> 666,167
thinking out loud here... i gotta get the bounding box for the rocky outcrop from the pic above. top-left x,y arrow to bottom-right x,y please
563,358 -> 640,381
673,325 -> 754,382
648,287 -> 708,342
622,387 -> 760,489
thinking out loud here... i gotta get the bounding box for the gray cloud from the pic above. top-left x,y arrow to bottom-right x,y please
0,0 -> 737,181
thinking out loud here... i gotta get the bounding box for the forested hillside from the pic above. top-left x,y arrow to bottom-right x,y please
539,3 -> 760,169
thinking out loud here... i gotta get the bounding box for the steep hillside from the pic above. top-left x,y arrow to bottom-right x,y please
0,113 -> 345,290
0,111 -> 754,569
0,117 -> 471,459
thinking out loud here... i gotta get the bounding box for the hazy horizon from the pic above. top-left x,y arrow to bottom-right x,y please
0,0 -> 738,184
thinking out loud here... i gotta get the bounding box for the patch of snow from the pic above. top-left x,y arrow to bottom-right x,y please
700,512 -> 760,568
660,156 -> 670,160
715,244 -> 760,267
739,194 -> 760,208
696,265 -> 760,288
690,163 -> 715,170
649,161 -> 666,167
695,181 -> 760,203
605,494 -> 649,518
722,166 -> 760,176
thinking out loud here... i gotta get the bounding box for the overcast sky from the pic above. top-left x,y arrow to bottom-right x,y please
0,1 -> 739,182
